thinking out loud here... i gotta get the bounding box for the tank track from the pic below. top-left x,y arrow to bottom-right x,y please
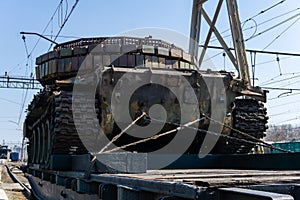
27,88 -> 104,166
213,99 -> 268,154
51,89 -> 102,156
52,90 -> 87,155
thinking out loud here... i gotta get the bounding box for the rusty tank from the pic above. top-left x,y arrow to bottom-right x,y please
24,36 -> 268,167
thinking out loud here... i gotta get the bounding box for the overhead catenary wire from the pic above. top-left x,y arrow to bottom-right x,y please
281,79 -> 300,87
43,34 -> 81,39
202,45 -> 300,57
201,45 -> 300,73
209,8 -> 300,43
17,0 -> 79,79
208,0 -> 288,43
7,58 -> 27,75
21,35 -> 32,75
240,8 -> 300,42
255,56 -> 292,66
269,111 -> 290,117
245,0 -> 286,21
48,0 -> 80,51
263,16 -> 300,50
270,110 -> 300,117
242,18 -> 258,41
245,12 -> 300,42
17,89 -> 28,126
260,74 -> 300,86
28,0 -> 64,58
0,116 -> 19,119
244,7 -> 300,32
0,97 -> 21,105
269,100 -> 299,109
278,116 -> 300,124
202,52 -> 224,63
259,71 -> 300,85
21,36 -> 30,60
269,92 -> 300,100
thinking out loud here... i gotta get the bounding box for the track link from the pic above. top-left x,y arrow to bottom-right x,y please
214,99 -> 268,154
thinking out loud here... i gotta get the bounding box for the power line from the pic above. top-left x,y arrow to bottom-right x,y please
43,34 -> 81,39
278,116 -> 300,124
21,36 -> 30,59
203,52 -> 224,63
19,0 -> 66,77
281,79 -> 300,87
260,75 -> 300,86
259,72 -> 300,85
17,89 -> 28,126
7,58 -> 27,75
208,2 -> 292,43
255,56 -> 292,66
271,110 -> 300,117
0,97 -> 21,105
48,0 -> 80,50
211,0 -> 287,39
245,12 -> 300,42
202,45 -> 300,57
28,0 -> 64,58
269,111 -> 291,117
263,16 -> 300,50
269,92 -> 300,100
21,35 -> 31,75
19,0 -> 79,76
269,100 -> 299,109
244,0 -> 286,21
243,7 -> 300,33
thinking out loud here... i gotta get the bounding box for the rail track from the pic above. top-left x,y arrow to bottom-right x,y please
5,165 -> 31,199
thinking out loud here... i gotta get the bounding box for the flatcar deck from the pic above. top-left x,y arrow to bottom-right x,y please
110,169 -> 300,187
27,168 -> 300,200
25,153 -> 300,199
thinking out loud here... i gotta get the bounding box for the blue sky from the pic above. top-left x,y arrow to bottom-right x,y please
0,0 -> 300,142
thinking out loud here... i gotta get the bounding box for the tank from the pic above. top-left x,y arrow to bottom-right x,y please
24,37 -> 268,167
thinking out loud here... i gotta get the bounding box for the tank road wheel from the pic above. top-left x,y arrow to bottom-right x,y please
29,133 -> 35,164
39,126 -> 44,164
44,120 -> 52,167
36,127 -> 41,164
33,129 -> 38,164
37,124 -> 44,164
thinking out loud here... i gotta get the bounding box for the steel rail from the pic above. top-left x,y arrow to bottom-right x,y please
5,165 -> 31,197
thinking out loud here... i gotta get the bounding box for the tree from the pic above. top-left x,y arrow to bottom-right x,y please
264,124 -> 300,142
